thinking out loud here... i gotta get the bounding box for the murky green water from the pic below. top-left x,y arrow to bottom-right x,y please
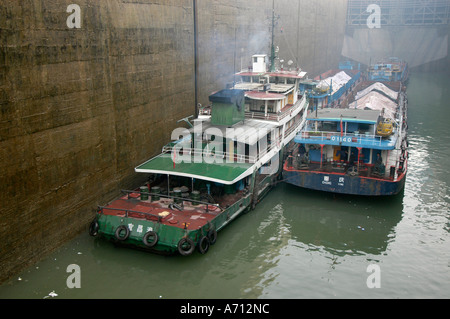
1,71 -> 449,300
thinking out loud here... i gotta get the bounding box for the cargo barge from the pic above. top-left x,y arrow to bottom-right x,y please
283,80 -> 408,196
368,57 -> 409,83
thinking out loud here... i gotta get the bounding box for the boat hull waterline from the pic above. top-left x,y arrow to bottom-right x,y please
283,165 -> 407,196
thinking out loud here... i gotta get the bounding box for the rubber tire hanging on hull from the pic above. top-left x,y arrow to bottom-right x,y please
207,228 -> 217,245
178,237 -> 195,256
115,225 -> 130,241
197,236 -> 210,254
142,231 -> 158,248
89,219 -> 99,237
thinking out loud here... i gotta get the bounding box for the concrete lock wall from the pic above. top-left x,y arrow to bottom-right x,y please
0,0 -> 348,283
342,26 -> 449,70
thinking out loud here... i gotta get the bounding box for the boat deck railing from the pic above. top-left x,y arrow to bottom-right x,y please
162,145 -> 258,163
287,157 -> 396,181
284,118 -> 304,138
246,108 -> 291,122
162,135 -> 283,164
298,130 -> 390,147
245,96 -> 306,122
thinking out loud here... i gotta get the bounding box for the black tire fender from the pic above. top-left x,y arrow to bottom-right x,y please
89,219 -> 99,237
177,237 -> 195,256
197,236 -> 210,254
142,231 -> 158,248
207,228 -> 217,245
115,225 -> 130,241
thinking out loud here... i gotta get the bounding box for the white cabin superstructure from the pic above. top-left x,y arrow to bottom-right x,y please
232,54 -> 309,149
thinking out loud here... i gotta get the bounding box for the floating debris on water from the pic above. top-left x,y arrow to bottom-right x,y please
43,291 -> 58,299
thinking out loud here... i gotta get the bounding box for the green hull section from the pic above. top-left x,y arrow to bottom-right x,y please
90,146 -> 290,257
91,189 -> 253,256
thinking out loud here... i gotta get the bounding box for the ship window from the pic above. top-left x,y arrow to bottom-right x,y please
321,121 -> 336,132
269,77 -> 280,84
358,123 -> 370,132
287,78 -> 296,84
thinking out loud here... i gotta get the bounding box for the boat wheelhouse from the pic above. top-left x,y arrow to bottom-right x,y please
368,57 -> 409,83
283,81 -> 408,196
233,53 -> 309,142
198,52 -> 310,188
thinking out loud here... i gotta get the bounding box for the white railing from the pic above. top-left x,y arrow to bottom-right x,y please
299,130 -> 386,146
284,119 -> 302,139
245,111 -> 280,121
245,96 -> 305,122
162,135 -> 283,164
162,145 -> 257,163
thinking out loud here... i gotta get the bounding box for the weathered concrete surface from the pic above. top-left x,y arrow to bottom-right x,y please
196,0 -> 273,105
342,26 -> 449,68
0,0 -> 196,283
276,0 -> 348,76
195,0 -> 349,101
0,0 -> 349,283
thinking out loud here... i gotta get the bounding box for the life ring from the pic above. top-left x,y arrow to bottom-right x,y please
142,231 -> 158,248
115,225 -> 130,241
197,236 -> 210,254
207,228 -> 217,245
348,166 -> 358,176
207,205 -> 218,211
89,219 -> 99,237
177,237 -> 195,256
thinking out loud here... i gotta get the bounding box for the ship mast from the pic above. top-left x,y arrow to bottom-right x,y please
270,0 -> 276,72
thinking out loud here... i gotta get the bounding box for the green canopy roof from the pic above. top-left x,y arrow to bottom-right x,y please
135,154 -> 254,185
